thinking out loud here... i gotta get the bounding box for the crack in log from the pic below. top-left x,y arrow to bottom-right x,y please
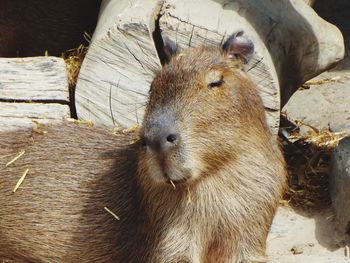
109,83 -> 116,126
264,107 -> 279,112
123,43 -> 146,70
0,115 -> 62,120
69,85 -> 77,119
102,80 -> 147,97
166,12 -> 218,34
188,25 -> 194,47
0,98 -> 69,105
219,34 -> 226,47
152,10 -> 168,65
247,57 -> 264,72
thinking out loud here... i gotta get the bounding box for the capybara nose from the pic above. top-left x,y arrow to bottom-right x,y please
143,110 -> 180,152
144,131 -> 180,153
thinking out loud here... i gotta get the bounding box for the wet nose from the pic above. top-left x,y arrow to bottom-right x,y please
143,131 -> 180,152
142,110 -> 180,152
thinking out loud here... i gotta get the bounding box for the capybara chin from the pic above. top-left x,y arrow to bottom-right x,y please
0,32 -> 287,263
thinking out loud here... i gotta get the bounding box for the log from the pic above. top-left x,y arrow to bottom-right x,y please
0,57 -> 70,131
303,0 -> 316,6
0,103 -> 70,132
0,57 -> 69,101
75,0 -> 161,127
75,0 -> 344,134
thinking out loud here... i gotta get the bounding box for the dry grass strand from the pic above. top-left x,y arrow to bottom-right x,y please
104,206 -> 120,221
6,150 -> 25,167
13,168 -> 29,193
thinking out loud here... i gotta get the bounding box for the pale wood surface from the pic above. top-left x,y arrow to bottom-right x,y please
0,103 -> 69,119
75,0 -> 161,128
0,57 -> 69,101
0,103 -> 70,132
0,56 -> 70,131
303,0 -> 316,5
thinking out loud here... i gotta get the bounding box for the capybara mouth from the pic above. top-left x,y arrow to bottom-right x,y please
163,168 -> 191,187
167,177 -> 187,186
162,170 -> 182,182
157,156 -> 189,184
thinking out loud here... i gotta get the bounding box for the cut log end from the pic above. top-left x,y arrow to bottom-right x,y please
0,57 -> 70,131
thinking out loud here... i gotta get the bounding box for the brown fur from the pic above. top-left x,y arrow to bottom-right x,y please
0,45 -> 287,262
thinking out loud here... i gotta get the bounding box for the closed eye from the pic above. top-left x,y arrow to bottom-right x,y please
208,76 -> 225,89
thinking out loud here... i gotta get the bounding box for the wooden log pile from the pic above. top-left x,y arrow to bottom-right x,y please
0,57 -> 70,131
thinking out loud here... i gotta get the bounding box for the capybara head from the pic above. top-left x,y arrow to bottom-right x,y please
139,32 -> 261,186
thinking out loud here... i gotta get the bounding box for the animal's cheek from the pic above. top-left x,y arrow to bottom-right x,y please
142,154 -> 165,183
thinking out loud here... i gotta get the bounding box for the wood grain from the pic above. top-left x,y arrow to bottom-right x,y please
0,56 -> 69,101
75,0 -> 161,128
0,103 -> 70,132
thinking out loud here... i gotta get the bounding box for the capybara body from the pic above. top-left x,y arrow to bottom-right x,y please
0,125 -> 147,262
0,36 -> 287,262
0,0 -> 101,57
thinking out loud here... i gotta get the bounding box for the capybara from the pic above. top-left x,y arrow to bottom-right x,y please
0,32 -> 287,262
0,0 -> 101,57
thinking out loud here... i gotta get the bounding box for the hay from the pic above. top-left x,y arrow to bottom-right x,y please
32,120 -> 48,135
170,180 -> 176,190
281,118 -> 347,209
61,44 -> 88,89
6,150 -> 25,167
104,206 -> 120,221
113,125 -> 140,135
302,76 -> 341,88
13,168 -> 29,193
289,120 -> 346,148
66,118 -> 94,127
112,125 -> 140,145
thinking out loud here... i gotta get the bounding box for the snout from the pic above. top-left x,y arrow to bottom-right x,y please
143,132 -> 180,153
140,108 -> 194,185
142,109 -> 180,153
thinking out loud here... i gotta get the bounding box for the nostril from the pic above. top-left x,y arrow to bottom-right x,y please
166,134 -> 178,143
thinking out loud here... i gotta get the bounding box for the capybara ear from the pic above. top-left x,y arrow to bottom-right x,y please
163,37 -> 178,64
222,31 -> 254,63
